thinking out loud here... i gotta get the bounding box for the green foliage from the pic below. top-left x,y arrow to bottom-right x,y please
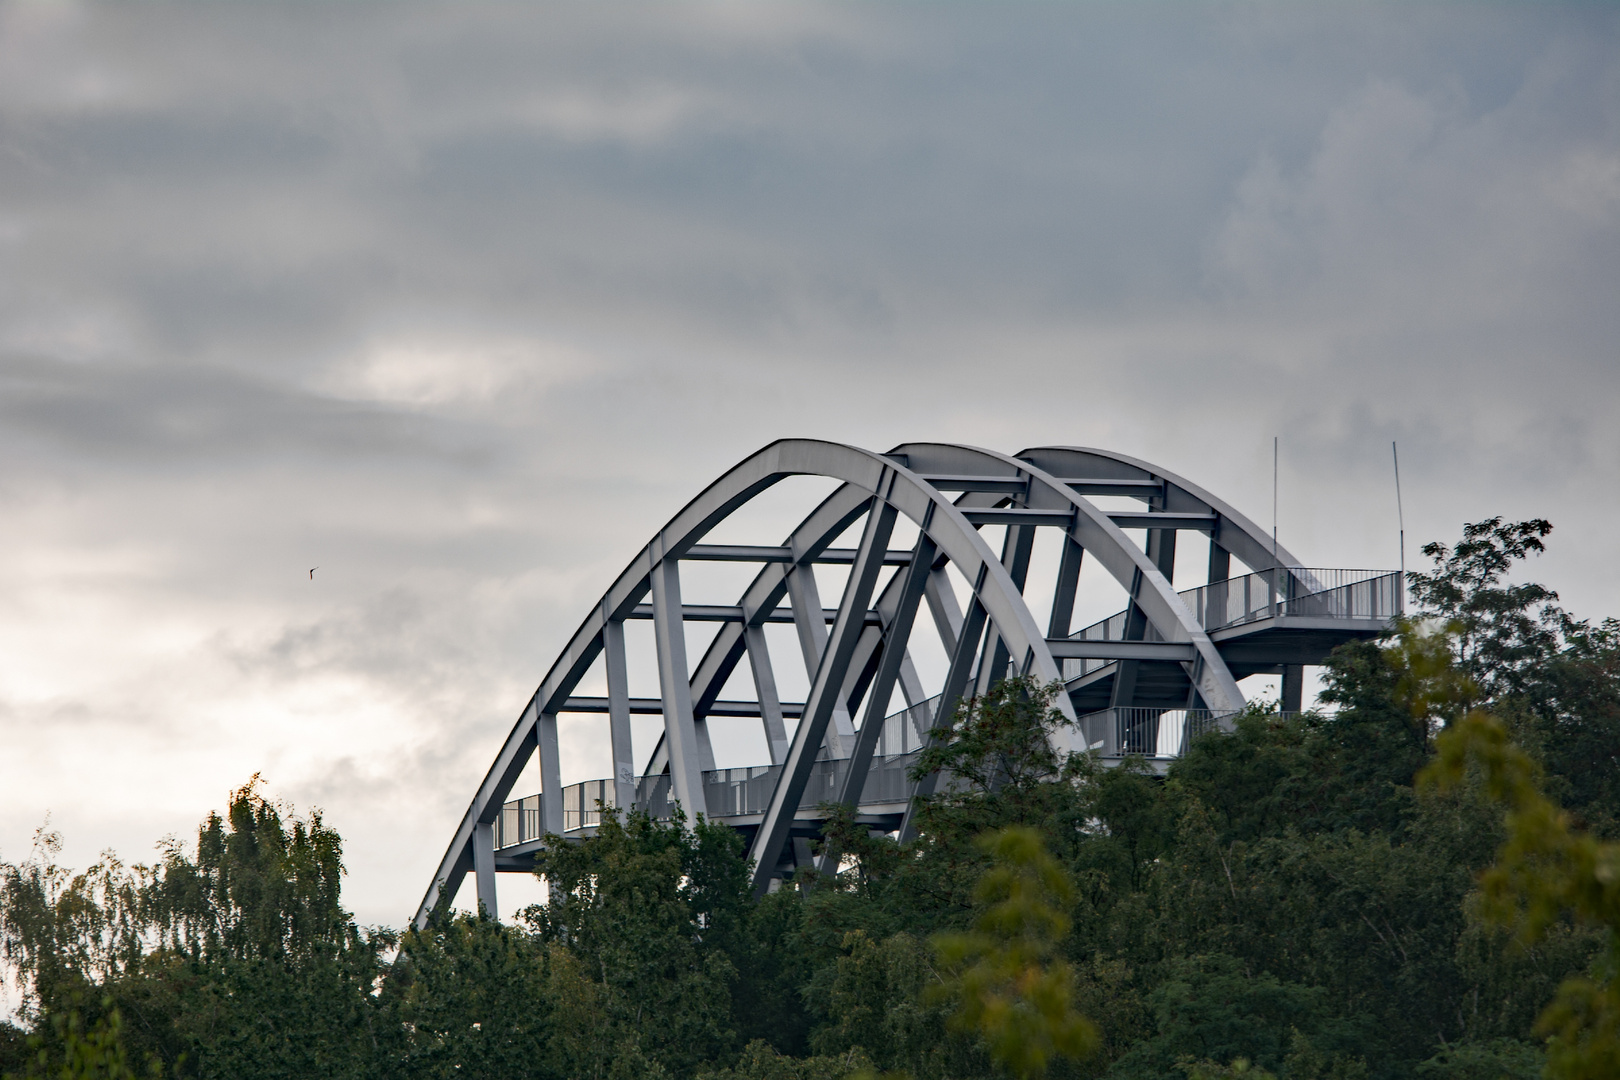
143,774 -> 357,965
933,828 -> 1097,1079
526,808 -> 740,1078
804,930 -> 947,1074
383,913 -> 552,1080
0,826 -> 150,1023
13,1004 -> 150,1080
698,1039 -> 873,1080
1413,1038 -> 1544,1080
1422,684 -> 1620,1079
1516,617 -> 1620,834
0,781 -> 384,1079
1407,517 -> 1561,701
1107,956 -> 1363,1079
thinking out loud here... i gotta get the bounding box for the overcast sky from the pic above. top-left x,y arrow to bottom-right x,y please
1,1 -> 1617,935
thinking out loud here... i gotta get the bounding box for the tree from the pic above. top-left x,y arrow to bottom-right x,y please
932,827 -> 1097,1080
1407,517 -> 1562,701
1422,696 -> 1620,1079
527,808 -> 738,1078
14,1003 -> 147,1080
381,913 -> 554,1080
0,780 -> 387,1080
138,778 -> 386,1080
0,824 -> 149,1026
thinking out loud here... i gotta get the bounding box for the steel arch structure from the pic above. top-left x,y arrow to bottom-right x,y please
414,440 -> 1401,927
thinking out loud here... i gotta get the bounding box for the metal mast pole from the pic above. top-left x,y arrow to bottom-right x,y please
1393,441 -> 1406,614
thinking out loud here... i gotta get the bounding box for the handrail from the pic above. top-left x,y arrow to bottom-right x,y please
1062,567 -> 1399,679
495,694 -> 941,848
492,558 -> 1392,849
1075,707 -> 1233,758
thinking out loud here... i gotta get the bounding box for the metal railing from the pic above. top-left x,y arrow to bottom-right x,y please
490,561 -> 1399,849
1062,567 -> 1400,679
1179,567 -> 1400,634
643,750 -> 924,824
563,779 -> 615,832
494,794 -> 543,850
494,695 -> 943,847
1076,707 -> 1234,759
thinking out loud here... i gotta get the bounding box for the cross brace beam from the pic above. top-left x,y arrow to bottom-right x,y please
625,604 -> 884,625
560,696 -> 805,718
683,544 -> 914,565
1045,639 -> 1197,661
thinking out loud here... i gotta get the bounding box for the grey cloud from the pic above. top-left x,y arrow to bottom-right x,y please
0,354 -> 488,468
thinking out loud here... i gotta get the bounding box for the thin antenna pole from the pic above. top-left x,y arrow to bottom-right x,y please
1272,436 -> 1278,563
1392,441 -> 1405,610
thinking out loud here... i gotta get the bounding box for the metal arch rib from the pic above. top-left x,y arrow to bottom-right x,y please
742,445 -> 1074,890
636,481 -> 877,782
414,441 -> 821,928
658,446 -> 1075,789
641,448 -> 1061,784
414,439 -> 1068,927
890,442 -> 1244,713
1020,446 -> 1321,591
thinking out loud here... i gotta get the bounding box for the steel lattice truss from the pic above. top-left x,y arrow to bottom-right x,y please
415,441 -> 1401,926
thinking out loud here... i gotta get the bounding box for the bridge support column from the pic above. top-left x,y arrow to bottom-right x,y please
1047,535 -> 1084,639
603,620 -> 637,813
900,567 -> 989,843
651,556 -> 710,821
977,521 -> 1035,696
744,622 -> 790,764
1110,518 -> 1178,711
473,820 -> 497,920
1282,665 -> 1304,713
538,710 -> 562,837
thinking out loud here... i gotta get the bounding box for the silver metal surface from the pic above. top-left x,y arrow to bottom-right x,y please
413,440 -> 1396,928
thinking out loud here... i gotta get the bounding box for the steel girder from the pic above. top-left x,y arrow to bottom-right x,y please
412,439 -> 1308,927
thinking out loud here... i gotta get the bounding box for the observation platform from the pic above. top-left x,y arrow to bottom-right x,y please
486,566 -> 1400,874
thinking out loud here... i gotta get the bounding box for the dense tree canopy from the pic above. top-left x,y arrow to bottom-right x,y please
3,518 -> 1618,1079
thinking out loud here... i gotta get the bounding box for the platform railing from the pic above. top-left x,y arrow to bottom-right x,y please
1061,567 -> 1400,679
493,567 -> 1385,848
1180,567 -> 1400,634
495,694 -> 943,848
1076,707 -> 1235,759
493,795 -> 544,850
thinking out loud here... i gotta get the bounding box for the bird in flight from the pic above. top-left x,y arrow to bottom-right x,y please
310,568 -> 318,579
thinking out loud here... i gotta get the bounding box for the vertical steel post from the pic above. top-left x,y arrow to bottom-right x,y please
785,561 -> 856,756
1113,504 -> 1177,710
744,622 -> 790,764
924,565 -> 963,656
603,618 -> 637,814
899,564 -> 990,844
473,820 -> 498,920
537,710 -> 562,836
1281,665 -> 1304,712
977,522 -> 1036,696
651,555 -> 709,821
1047,533 -> 1085,640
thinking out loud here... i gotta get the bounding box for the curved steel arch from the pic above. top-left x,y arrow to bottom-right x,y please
414,439 -> 1397,926
890,443 -> 1243,713
1020,445 -> 1316,588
